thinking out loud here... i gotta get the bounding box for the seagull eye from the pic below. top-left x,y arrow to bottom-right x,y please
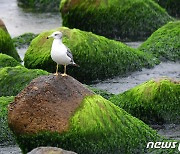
55,34 -> 58,36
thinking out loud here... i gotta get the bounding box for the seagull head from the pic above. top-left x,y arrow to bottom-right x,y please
47,31 -> 63,39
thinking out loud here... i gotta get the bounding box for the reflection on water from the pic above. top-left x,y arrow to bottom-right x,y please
0,0 -> 62,37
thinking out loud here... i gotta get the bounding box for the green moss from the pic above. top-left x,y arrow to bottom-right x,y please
0,28 -> 21,61
139,21 -> 180,61
13,33 -> 37,48
60,0 -> 173,41
0,66 -> 49,97
17,0 -> 60,12
153,0 -> 180,18
0,96 -> 15,145
0,53 -> 21,69
87,86 -> 114,100
110,78 -> 180,124
15,95 -> 160,154
24,27 -> 159,83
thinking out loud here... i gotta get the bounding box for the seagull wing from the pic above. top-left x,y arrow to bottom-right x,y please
66,47 -> 74,62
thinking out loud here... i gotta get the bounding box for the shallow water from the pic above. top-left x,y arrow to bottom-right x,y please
0,145 -> 21,154
92,62 -> 180,94
0,0 -> 61,37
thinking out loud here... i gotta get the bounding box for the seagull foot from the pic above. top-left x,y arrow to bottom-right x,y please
54,73 -> 58,76
61,73 -> 68,77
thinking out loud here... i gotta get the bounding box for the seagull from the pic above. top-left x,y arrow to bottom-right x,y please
47,31 -> 78,76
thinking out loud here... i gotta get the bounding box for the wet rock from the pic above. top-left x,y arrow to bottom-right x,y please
8,74 -> 93,134
0,53 -> 21,69
8,75 -> 161,154
24,27 -> 158,83
28,147 -> 77,154
110,78 -> 180,124
0,19 -> 21,61
60,0 -> 173,41
0,66 -> 49,97
139,21 -> 180,61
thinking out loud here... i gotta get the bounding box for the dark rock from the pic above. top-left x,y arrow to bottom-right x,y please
8,74 -> 93,134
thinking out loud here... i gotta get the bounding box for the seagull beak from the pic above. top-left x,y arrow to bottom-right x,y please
47,35 -> 52,39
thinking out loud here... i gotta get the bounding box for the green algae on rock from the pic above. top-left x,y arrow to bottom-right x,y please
0,66 -> 49,97
87,86 -> 114,100
139,21 -> 180,61
13,95 -> 160,154
24,27 -> 158,83
13,33 -> 37,48
153,0 -> 180,18
17,0 -> 60,12
0,96 -> 15,145
0,53 -> 21,69
60,0 -> 173,41
110,78 -> 180,124
0,28 -> 21,61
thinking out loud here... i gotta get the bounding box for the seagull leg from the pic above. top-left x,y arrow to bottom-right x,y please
62,65 -> 67,76
54,63 -> 58,76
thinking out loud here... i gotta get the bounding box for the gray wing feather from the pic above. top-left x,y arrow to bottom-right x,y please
66,47 -> 74,62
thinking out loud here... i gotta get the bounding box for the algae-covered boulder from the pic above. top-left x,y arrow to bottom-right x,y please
153,0 -> 180,17
110,78 -> 180,124
0,53 -> 21,68
13,33 -> 37,48
0,66 -> 49,97
60,0 -> 173,41
0,26 -> 21,61
17,0 -> 60,12
0,96 -> 15,145
24,27 -> 158,83
8,74 -> 160,154
139,21 -> 180,61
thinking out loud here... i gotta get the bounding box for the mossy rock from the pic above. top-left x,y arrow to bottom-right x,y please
14,95 -> 160,154
87,86 -> 114,100
0,96 -> 15,145
0,53 -> 21,69
24,27 -> 158,83
13,33 -> 37,48
153,0 -> 180,18
0,66 -> 49,97
60,0 -> 173,41
17,0 -> 60,12
110,78 -> 180,124
0,28 -> 21,61
139,21 -> 180,61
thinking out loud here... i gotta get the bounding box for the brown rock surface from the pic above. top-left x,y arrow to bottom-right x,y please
0,19 -> 7,31
8,74 -> 93,135
27,147 -> 77,154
